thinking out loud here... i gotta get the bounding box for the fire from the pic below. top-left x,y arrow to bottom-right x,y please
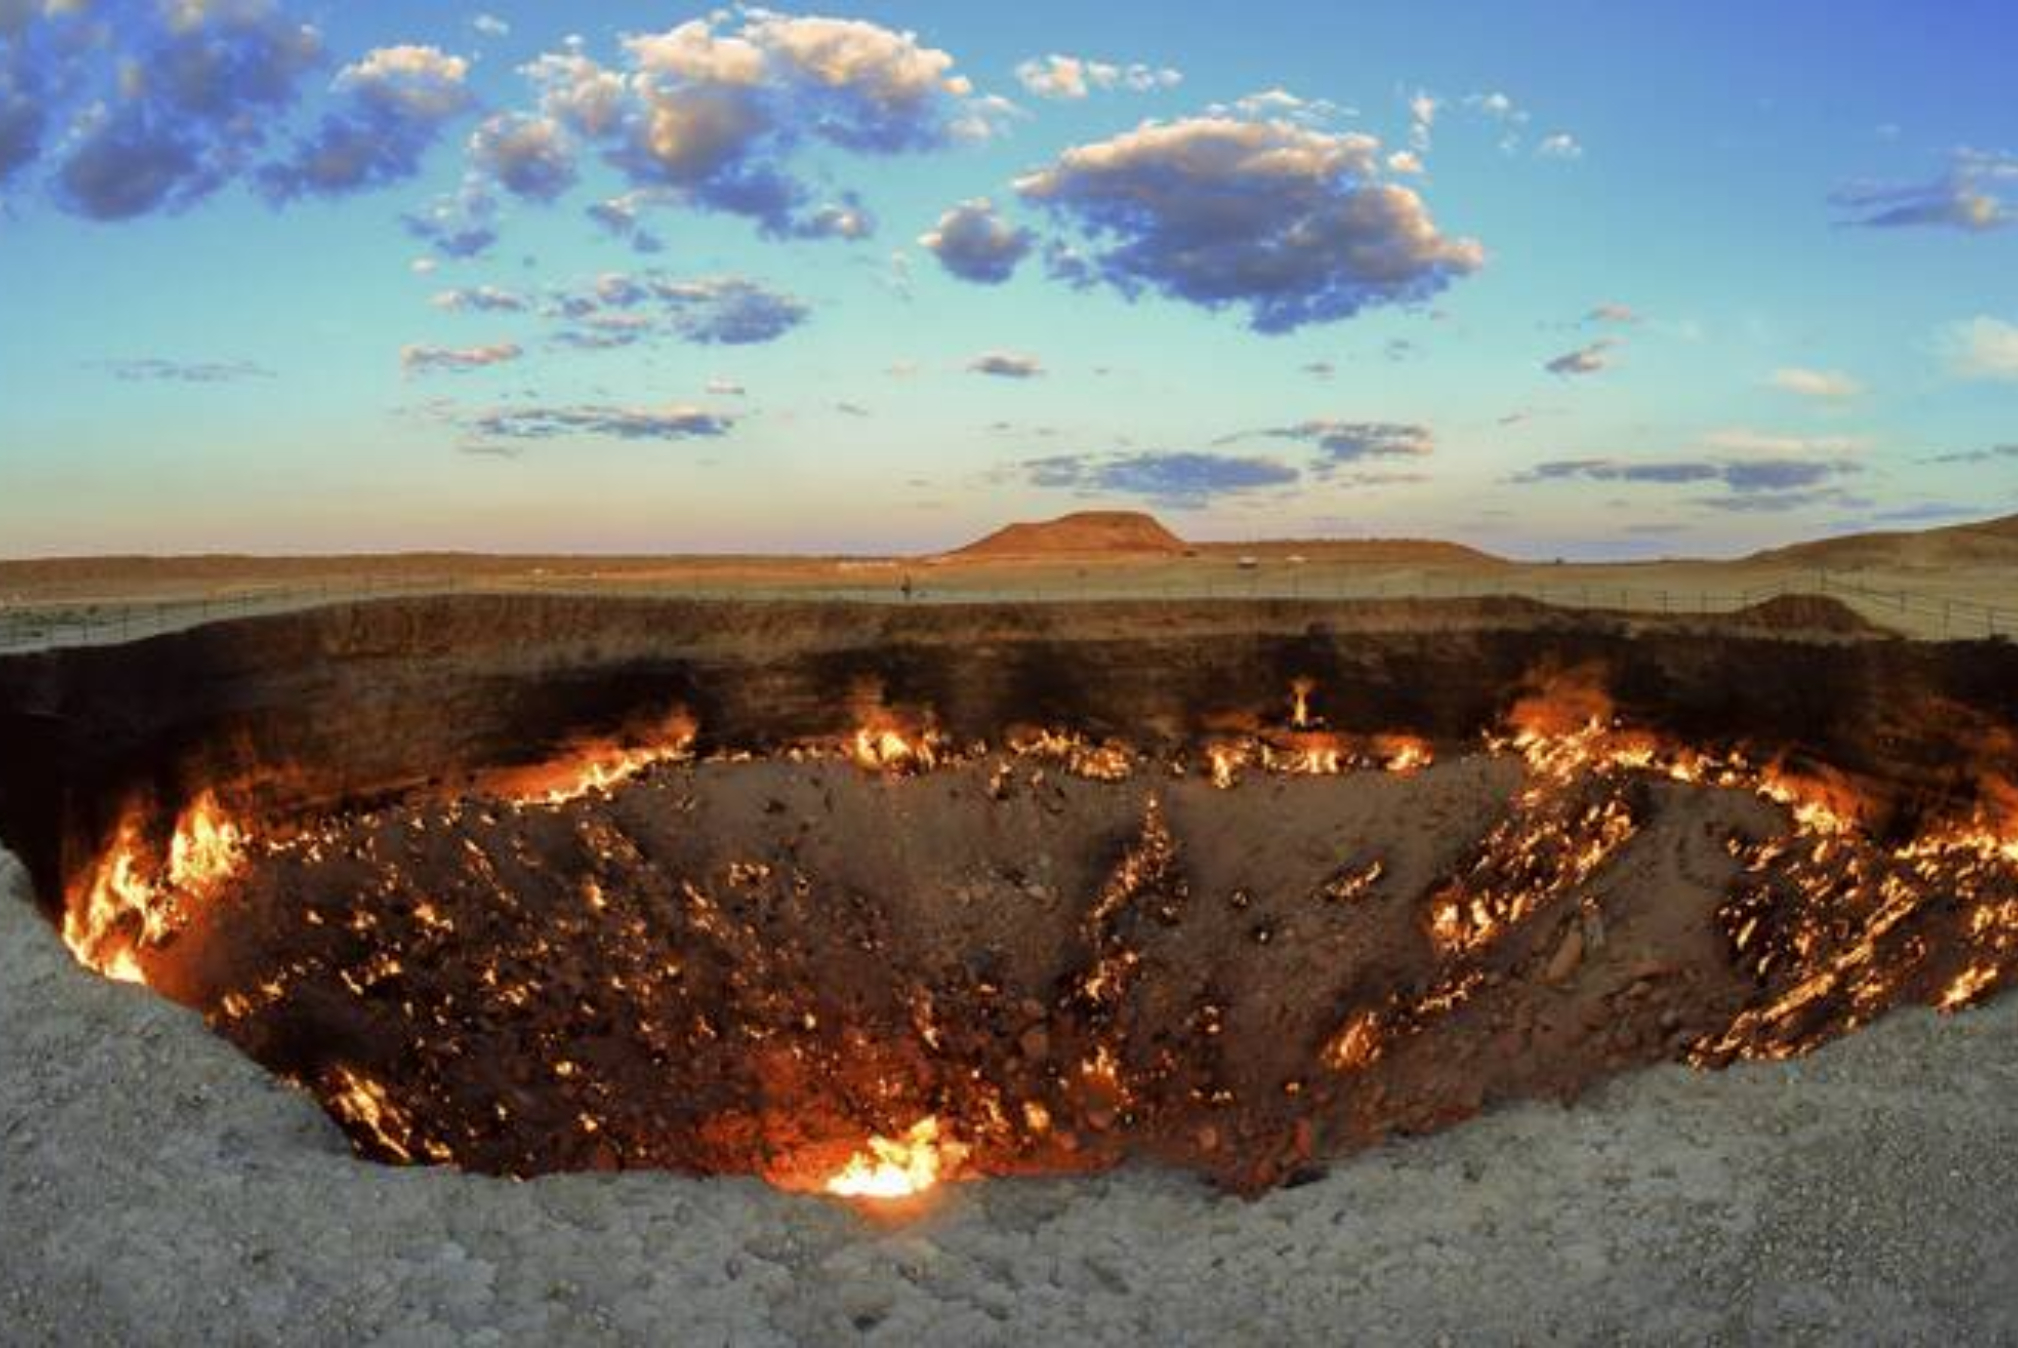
485,711 -> 697,805
63,792 -> 246,984
1006,728 -> 1134,781
823,1117 -> 966,1200
1290,677 -> 1317,730
848,722 -> 947,774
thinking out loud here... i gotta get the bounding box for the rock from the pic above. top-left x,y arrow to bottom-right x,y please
1543,925 -> 1585,983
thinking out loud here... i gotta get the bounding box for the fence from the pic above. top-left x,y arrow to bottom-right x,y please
0,567 -> 2011,653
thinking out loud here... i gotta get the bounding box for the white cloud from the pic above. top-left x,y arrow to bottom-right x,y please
1944,316 -> 2018,381
1769,367 -> 1864,400
1537,132 -> 1583,160
1015,54 -> 1181,101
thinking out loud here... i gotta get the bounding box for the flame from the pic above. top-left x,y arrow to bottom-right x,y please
485,711 -> 697,805
1006,728 -> 1134,781
63,792 -> 246,984
326,1065 -> 450,1164
823,1117 -> 966,1200
1290,678 -> 1317,730
845,718 -> 949,774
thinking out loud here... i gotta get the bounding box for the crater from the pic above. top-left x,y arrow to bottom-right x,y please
2,595 -> 2014,1198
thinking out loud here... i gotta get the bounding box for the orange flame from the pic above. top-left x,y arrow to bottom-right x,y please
484,711 -> 697,805
63,792 -> 246,984
823,1117 -> 966,1200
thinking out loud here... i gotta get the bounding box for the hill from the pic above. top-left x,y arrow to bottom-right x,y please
947,511 -> 1188,559
1748,512 -> 2018,570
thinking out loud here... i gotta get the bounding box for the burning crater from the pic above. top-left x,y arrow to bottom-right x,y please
3,596 -> 2017,1200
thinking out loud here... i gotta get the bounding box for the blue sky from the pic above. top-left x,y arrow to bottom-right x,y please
0,0 -> 2014,558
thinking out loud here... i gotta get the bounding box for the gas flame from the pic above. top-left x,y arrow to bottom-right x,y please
849,724 -> 944,774
823,1117 -> 966,1199
1290,677 -> 1317,730
484,711 -> 697,805
63,792 -> 246,984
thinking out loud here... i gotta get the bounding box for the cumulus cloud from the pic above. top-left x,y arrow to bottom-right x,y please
468,112 -> 575,202
515,12 -> 986,239
1014,54 -> 1181,101
400,341 -> 522,375
259,44 -> 474,201
1943,316 -> 2018,381
1770,367 -> 1863,400
918,197 -> 1033,284
25,0 -> 325,218
1022,450 -> 1298,507
1546,337 -> 1618,376
1262,420 -> 1434,462
1831,150 -> 2015,232
1015,116 -> 1483,333
968,350 -> 1044,379
93,357 -> 274,383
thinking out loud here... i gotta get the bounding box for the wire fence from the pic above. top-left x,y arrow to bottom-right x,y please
0,567 -> 2012,653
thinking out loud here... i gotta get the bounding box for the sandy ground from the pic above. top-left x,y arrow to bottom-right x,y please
7,845 -> 2018,1346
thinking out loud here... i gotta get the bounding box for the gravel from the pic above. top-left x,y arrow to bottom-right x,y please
5,845 -> 2017,1347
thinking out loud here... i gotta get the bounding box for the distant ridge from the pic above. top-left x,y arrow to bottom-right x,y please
947,511 -> 1188,559
1747,511 -> 2018,569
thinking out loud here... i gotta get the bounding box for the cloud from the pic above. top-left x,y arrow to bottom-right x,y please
26,0 -> 325,218
93,357 -> 274,383
706,378 -> 747,397
469,112 -> 575,202
1587,303 -> 1639,325
968,350 -> 1044,379
469,403 -> 734,443
1016,116 -> 1483,333
654,276 -> 809,345
1262,420 -> 1434,463
516,13 -> 986,239
1407,91 -> 1437,151
1925,444 -> 2018,466
918,197 -> 1033,284
1014,54 -> 1181,101
1769,367 -> 1863,400
585,190 -> 666,253
1022,450 -> 1298,507
1208,89 -> 1354,128
400,341 -> 522,375
1831,150 -> 2015,232
539,272 -> 810,348
403,180 -> 499,258
1701,428 -> 1870,457
1512,454 -> 1864,506
1942,316 -> 2018,382
1546,337 -> 1618,376
1536,132 -> 1583,160
471,14 -> 509,39
259,44 -> 474,202
431,285 -> 527,313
